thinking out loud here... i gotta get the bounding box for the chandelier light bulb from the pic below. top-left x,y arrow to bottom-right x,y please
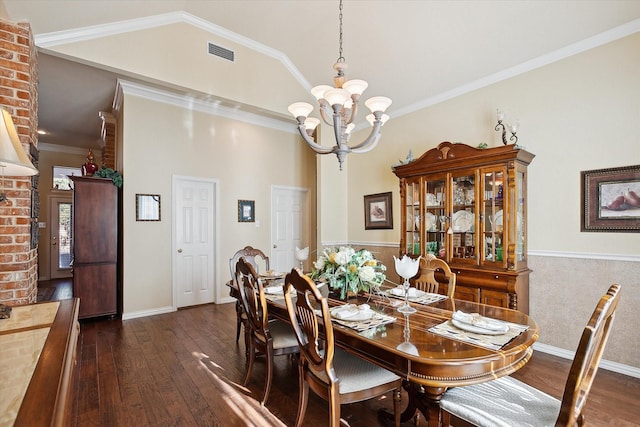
304,117 -> 320,131
288,102 -> 314,119
342,79 -> 368,96
311,85 -> 333,101
366,113 -> 390,126
324,88 -> 351,108
365,96 -> 392,113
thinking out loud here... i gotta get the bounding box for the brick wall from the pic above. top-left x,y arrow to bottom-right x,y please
0,20 -> 38,306
99,111 -> 116,169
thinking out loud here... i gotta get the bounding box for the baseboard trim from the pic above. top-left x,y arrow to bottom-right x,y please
217,296 -> 236,305
533,342 -> 640,378
122,305 -> 176,320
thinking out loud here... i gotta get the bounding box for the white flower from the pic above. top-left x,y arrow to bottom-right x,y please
358,265 -> 375,282
310,246 -> 386,298
335,249 -> 352,265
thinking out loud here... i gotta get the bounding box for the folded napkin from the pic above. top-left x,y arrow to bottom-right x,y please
330,304 -> 372,320
389,287 -> 420,297
452,310 -> 509,333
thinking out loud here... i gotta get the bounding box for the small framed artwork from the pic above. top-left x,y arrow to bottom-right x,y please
238,200 -> 255,222
581,165 -> 640,232
364,192 -> 393,230
136,194 -> 161,221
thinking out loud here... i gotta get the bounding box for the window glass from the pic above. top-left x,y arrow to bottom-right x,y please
52,166 -> 81,190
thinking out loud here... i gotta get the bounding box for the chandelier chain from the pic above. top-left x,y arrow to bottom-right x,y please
337,0 -> 345,64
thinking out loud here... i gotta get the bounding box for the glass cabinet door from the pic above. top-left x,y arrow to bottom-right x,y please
424,176 -> 446,258
482,168 -> 505,265
515,169 -> 526,263
404,178 -> 421,255
450,171 -> 476,262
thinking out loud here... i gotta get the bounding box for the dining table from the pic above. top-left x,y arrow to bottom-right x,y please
229,277 -> 539,427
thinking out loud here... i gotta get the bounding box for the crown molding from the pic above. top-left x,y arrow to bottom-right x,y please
392,18 -> 640,119
116,79 -> 295,133
34,11 -> 310,92
38,142 -> 88,155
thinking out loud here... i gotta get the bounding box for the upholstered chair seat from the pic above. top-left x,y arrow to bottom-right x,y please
440,375 -> 561,427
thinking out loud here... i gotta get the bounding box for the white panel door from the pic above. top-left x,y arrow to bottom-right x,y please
174,177 -> 215,307
271,187 -> 307,273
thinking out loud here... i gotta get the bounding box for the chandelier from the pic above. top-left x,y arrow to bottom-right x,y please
287,0 -> 391,170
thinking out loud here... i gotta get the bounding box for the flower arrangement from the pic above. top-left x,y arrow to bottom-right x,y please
310,246 -> 386,299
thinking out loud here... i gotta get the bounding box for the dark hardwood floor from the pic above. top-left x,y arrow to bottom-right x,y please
39,279 -> 640,426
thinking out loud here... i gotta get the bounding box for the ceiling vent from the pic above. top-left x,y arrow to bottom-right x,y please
208,42 -> 235,62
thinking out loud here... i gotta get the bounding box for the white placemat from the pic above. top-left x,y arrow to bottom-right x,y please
386,291 -> 448,306
429,318 -> 529,351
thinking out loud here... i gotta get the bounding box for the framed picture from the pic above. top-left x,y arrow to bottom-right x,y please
364,192 -> 393,230
136,194 -> 161,221
581,165 -> 640,232
238,200 -> 255,222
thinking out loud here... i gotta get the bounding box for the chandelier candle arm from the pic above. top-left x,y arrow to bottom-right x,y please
349,118 -> 382,153
295,121 -> 334,155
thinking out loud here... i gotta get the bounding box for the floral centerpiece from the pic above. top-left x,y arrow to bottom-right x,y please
310,246 -> 386,299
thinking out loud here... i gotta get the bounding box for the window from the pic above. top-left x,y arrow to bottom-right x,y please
52,166 -> 81,190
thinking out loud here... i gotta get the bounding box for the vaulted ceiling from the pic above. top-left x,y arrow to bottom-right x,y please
4,0 -> 640,149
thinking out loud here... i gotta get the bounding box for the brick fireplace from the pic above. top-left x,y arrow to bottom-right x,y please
0,19 -> 39,306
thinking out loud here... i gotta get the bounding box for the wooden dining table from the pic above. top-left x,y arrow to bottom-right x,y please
230,279 -> 539,427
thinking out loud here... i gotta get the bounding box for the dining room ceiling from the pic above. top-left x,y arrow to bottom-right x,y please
4,0 -> 640,150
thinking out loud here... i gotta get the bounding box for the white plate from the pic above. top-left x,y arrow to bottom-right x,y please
330,306 -> 375,321
451,319 -> 509,335
493,210 -> 523,231
425,212 -> 436,231
452,210 -> 473,232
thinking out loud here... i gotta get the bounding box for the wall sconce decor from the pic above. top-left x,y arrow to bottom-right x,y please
495,109 -> 519,145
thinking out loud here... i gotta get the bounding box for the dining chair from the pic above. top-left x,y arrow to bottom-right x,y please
283,268 -> 403,427
229,246 -> 271,342
413,254 -> 456,298
439,283 -> 621,427
235,257 -> 299,406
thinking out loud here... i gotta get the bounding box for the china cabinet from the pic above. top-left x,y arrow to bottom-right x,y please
393,142 -> 534,312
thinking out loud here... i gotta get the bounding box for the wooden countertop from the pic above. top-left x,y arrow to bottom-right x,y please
0,299 -> 79,427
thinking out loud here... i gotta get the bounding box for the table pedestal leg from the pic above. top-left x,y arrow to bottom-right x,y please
378,382 -> 447,426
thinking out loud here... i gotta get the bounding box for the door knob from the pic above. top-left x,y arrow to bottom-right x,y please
273,244 -> 277,248
177,248 -> 183,253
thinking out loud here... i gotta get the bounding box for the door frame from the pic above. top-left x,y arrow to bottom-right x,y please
171,175 -> 221,309
48,194 -> 73,280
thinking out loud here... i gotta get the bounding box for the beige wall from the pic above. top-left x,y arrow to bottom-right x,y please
36,148 -> 94,280
343,33 -> 640,368
120,94 -> 316,315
